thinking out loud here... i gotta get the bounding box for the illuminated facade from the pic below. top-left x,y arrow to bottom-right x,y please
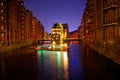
0,0 -> 44,53
51,23 -> 69,45
79,0 -> 120,64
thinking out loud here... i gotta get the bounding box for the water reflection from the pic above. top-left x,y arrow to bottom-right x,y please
0,44 -> 120,80
0,56 -> 7,80
82,45 -> 120,80
68,44 -> 84,80
37,50 -> 69,80
56,51 -> 63,80
63,51 -> 69,80
36,44 -> 84,80
57,51 -> 61,68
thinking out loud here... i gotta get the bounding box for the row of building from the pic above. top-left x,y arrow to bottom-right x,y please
0,0 -> 44,53
78,0 -> 120,64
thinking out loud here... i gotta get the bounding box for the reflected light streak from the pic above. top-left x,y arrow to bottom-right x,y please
63,51 -> 69,80
37,50 -> 44,65
56,51 -> 63,79
57,51 -> 61,67
37,50 -> 44,54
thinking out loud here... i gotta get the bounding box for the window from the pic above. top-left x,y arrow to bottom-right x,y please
1,2 -> 3,6
114,0 -> 117,3
103,11 -> 108,24
103,0 -> 108,8
2,33 -> 4,37
1,26 -> 4,30
1,9 -> 3,13
115,27 -> 117,37
119,27 -> 120,36
1,16 -> 3,20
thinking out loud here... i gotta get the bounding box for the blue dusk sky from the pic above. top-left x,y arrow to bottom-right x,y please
24,0 -> 86,33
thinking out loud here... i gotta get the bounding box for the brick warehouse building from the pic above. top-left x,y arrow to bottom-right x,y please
78,0 -> 120,64
0,0 -> 44,53
69,30 -> 79,44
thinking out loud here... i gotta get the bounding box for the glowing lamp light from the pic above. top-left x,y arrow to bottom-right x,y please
64,43 -> 67,47
37,50 -> 44,54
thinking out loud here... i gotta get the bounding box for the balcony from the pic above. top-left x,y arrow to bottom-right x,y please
103,19 -> 117,27
103,2 -> 117,10
103,23 -> 117,27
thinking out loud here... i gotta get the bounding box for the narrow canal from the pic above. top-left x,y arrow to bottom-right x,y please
0,44 -> 120,80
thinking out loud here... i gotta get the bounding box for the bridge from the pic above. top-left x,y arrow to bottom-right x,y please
38,38 -> 81,42
64,38 -> 81,41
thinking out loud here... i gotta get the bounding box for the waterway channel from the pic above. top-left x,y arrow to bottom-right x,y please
0,44 -> 120,80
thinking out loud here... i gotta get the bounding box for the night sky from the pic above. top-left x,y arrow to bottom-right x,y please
24,0 -> 86,33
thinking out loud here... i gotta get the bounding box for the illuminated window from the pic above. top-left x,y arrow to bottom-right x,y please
2,33 -> 4,37
1,3 -> 3,6
57,32 -> 60,34
1,26 -> 4,30
52,32 -> 55,34
21,3 -> 24,6
1,10 -> 3,13
1,16 -> 3,20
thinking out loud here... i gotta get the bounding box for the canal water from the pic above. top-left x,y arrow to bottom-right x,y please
0,44 -> 120,80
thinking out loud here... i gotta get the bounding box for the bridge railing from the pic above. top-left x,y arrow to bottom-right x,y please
38,38 -> 81,41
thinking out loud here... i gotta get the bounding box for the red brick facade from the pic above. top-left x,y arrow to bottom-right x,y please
78,0 -> 120,64
69,30 -> 79,44
0,0 -> 44,52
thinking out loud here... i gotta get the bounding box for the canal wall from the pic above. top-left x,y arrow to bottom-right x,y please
82,40 -> 120,65
0,42 -> 34,53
